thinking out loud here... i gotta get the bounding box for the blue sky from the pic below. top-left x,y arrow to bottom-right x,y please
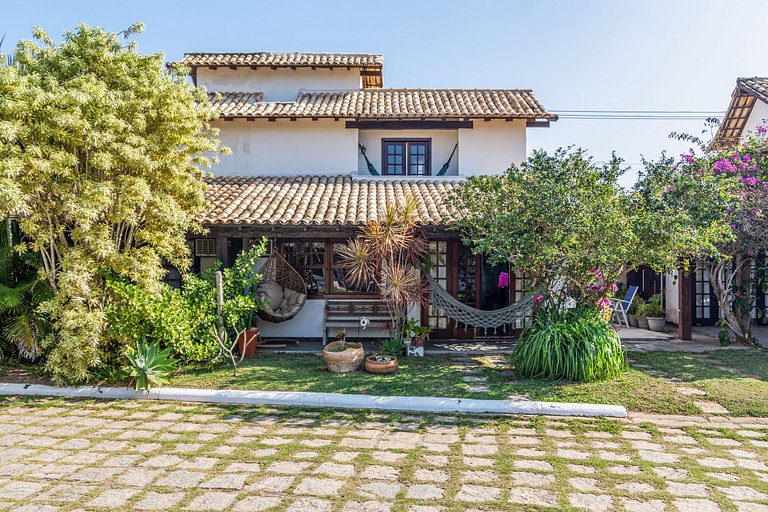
4,0 -> 767,185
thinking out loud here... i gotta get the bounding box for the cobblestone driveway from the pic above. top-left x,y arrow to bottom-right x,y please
0,399 -> 767,511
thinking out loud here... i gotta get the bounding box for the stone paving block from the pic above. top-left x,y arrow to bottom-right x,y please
620,498 -> 666,512
66,467 -> 122,482
246,475 -> 295,493
672,498 -> 722,512
267,461 -> 312,475
616,482 -> 656,493
87,488 -> 139,508
638,450 -> 679,464
513,459 -> 553,471
568,493 -> 612,512
155,470 -> 205,489
333,451 -> 360,462
35,483 -> 94,503
314,462 -> 355,477
342,501 -> 393,512
371,451 -> 406,463
510,472 -> 555,488
508,487 -> 558,508
11,504 -> 59,511
185,491 -> 237,511
115,468 -> 162,488
462,456 -> 494,467
461,444 -> 497,456
421,455 -> 448,466
294,477 -> 345,496
358,481 -> 402,499
455,484 -> 501,502
569,477 -> 601,492
286,498 -> 333,512
233,496 -> 281,512
652,466 -> 689,480
362,465 -> 401,481
0,481 -> 44,501
140,455 -> 183,468
406,484 -> 444,500
718,486 -> 768,502
134,491 -> 185,510
460,469 -> 498,482
566,464 -> 596,474
733,503 -> 768,512
699,457 -> 736,468
201,474 -> 248,490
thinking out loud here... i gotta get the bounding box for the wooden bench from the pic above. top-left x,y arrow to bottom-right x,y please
323,298 -> 391,345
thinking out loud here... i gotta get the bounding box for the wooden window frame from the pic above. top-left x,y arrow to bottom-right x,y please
277,239 -> 379,297
381,138 -> 432,176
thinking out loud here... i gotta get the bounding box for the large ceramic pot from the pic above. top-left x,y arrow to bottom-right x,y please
627,314 -> 639,327
364,355 -> 398,374
237,328 -> 259,358
637,316 -> 650,329
646,317 -> 666,332
323,341 -> 364,373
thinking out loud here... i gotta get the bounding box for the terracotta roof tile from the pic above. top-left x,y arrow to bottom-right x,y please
209,89 -> 555,120
179,52 -> 383,68
204,175 -> 461,225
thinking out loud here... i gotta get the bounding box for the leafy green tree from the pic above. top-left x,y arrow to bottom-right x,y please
449,148 -> 729,310
0,23 -> 223,383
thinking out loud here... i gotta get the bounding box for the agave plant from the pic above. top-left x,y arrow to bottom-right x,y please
125,340 -> 177,391
337,197 -> 430,339
0,218 -> 52,360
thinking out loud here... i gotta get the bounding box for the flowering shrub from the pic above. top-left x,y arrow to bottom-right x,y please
658,126 -> 768,344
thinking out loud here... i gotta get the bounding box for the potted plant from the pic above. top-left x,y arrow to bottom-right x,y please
412,325 -> 431,346
627,296 -> 644,328
365,337 -> 404,374
323,329 -> 364,373
635,302 -> 650,330
644,294 -> 666,332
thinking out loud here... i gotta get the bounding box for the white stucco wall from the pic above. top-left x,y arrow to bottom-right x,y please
196,67 -> 361,101
213,119 -> 358,176
665,272 -> 680,325
457,120 -> 527,176
743,100 -> 768,139
357,130 -> 459,176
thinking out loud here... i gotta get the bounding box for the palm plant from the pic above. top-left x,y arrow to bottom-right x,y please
338,197 -> 430,340
0,218 -> 52,360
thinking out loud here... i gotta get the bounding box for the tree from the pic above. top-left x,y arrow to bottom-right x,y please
338,198 -> 430,339
0,24 -> 223,383
658,130 -> 768,344
449,148 -> 728,311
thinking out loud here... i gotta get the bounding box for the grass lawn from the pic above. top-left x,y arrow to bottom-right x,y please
5,347 -> 768,416
167,347 -> 768,416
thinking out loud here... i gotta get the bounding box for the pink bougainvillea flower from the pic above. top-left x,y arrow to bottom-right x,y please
758,125 -> 767,134
498,271 -> 509,288
611,284 -> 618,291
533,295 -> 543,303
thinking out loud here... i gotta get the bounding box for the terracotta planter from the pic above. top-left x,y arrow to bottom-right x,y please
323,341 -> 364,373
364,355 -> 398,374
627,314 -> 639,327
646,317 -> 666,332
237,328 -> 259,358
637,316 -> 650,329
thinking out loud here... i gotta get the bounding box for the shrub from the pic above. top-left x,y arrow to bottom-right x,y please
514,308 -> 626,382
378,337 -> 405,357
105,279 -> 218,363
125,340 -> 177,391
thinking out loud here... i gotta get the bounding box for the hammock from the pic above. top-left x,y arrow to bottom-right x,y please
436,143 -> 458,176
358,143 -> 458,177
359,144 -> 380,176
256,252 -> 308,323
422,270 -> 555,335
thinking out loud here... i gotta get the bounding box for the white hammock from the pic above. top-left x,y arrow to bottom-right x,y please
423,270 -> 556,335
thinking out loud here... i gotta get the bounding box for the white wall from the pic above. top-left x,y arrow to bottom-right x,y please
357,130 -> 459,176
744,100 -> 768,139
196,67 -> 361,101
665,272 -> 680,325
458,120 -> 526,176
213,119 -> 358,176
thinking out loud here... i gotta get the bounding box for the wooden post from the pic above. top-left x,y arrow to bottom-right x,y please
678,267 -> 692,341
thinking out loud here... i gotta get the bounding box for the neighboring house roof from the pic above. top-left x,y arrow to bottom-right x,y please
204,175 -> 461,226
710,77 -> 768,150
177,52 -> 384,88
209,89 -> 557,120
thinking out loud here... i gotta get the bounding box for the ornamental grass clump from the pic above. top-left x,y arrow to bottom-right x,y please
514,308 -> 626,382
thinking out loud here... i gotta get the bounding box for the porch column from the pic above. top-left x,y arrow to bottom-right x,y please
216,236 -> 229,267
678,266 -> 692,340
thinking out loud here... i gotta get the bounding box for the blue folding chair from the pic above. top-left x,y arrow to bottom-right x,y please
611,285 -> 638,327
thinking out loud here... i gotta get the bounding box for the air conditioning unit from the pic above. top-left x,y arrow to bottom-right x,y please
195,238 -> 217,257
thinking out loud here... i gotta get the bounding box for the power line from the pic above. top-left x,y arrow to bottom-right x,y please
549,109 -> 725,121
551,109 -> 725,114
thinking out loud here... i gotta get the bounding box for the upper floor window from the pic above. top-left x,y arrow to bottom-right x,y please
382,139 -> 431,176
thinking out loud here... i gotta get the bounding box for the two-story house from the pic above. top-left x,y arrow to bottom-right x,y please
174,51 -> 557,341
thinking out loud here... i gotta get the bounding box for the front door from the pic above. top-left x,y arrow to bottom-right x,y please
424,240 -> 452,339
692,265 -> 718,325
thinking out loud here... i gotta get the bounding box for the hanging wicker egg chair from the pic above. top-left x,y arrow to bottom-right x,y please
255,252 -> 308,323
